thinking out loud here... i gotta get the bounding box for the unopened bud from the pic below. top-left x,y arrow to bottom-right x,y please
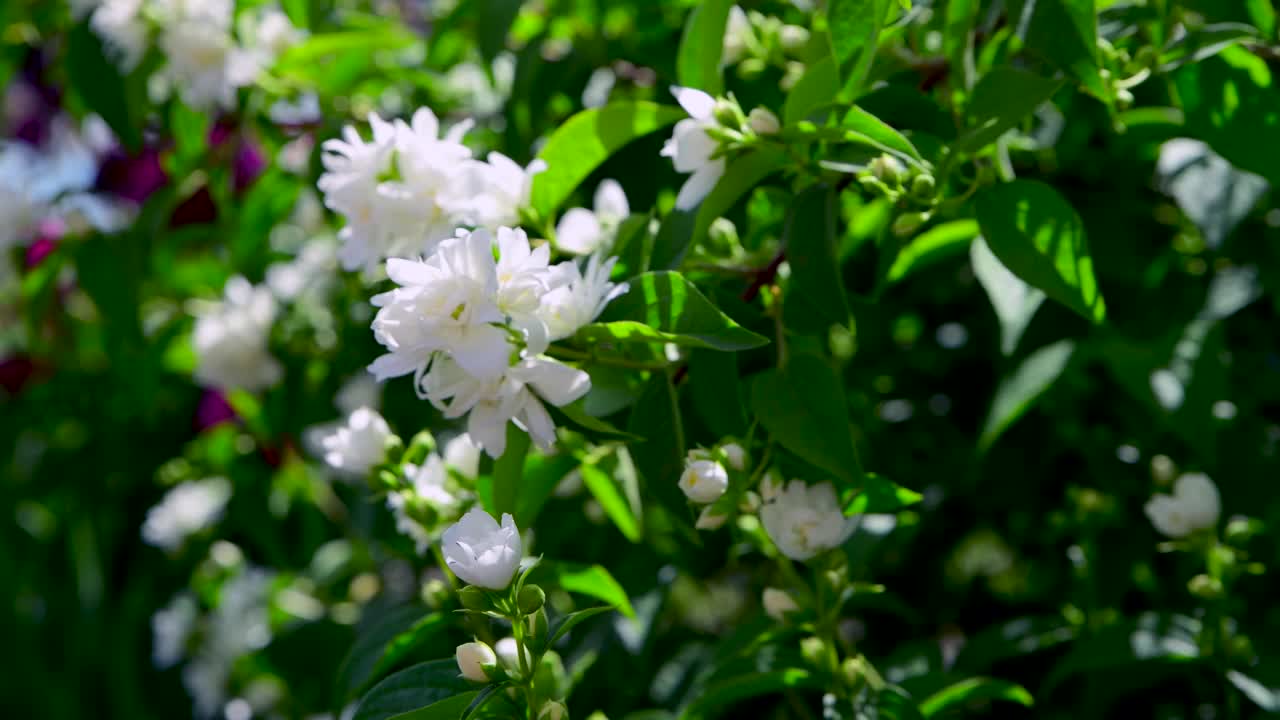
763,587 -> 799,621
870,155 -> 907,186
383,434 -> 405,462
1188,573 -> 1223,600
403,430 -> 436,464
892,211 -> 931,237
518,584 -> 546,614
713,98 -> 745,130
910,173 -> 936,201
800,636 -> 827,666
718,442 -> 748,471
779,25 -> 810,52
458,585 -> 489,611
747,107 -> 781,135
708,217 -> 740,252
739,57 -> 768,80
738,491 -> 761,514
455,641 -> 497,683
696,506 -> 729,530
1224,517 -> 1258,546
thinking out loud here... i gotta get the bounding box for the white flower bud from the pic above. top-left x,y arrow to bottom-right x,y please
779,25 -> 811,52
442,508 -> 523,589
760,469 -> 784,502
455,641 -> 497,682
747,107 -> 781,135
679,459 -> 729,504
739,491 -> 761,514
719,442 -> 748,471
763,587 -> 799,621
494,636 -> 533,676
696,506 -> 729,530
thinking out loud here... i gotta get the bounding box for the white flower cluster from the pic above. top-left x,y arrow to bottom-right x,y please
88,0 -> 302,109
386,433 -> 481,553
367,227 -> 625,457
662,86 -> 779,210
319,406 -> 393,477
318,108 -> 544,274
141,476 -> 233,551
191,276 -> 282,393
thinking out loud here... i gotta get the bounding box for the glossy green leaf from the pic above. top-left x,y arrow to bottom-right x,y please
682,669 -> 822,720
1159,22 -> 1261,71
979,340 -> 1075,451
66,21 -> 140,151
975,180 -> 1105,323
844,473 -> 923,514
783,56 -> 840,125
783,185 -> 850,334
337,606 -> 436,701
530,102 -> 686,217
691,147 -> 789,249
490,424 -> 530,518
1011,0 -> 1105,97
512,452 -> 579,529
842,106 -> 924,163
586,271 -> 768,351
547,605 -> 616,648
1175,49 -> 1280,185
352,660 -> 473,720
752,354 -> 862,486
627,373 -> 695,535
386,691 -> 479,720
919,678 -> 1033,717
828,0 -> 892,97
676,0 -> 735,94
555,563 -> 636,618
886,220 -> 980,284
1041,613 -> 1200,694
688,350 -> 748,438
955,67 -> 1063,152
476,0 -> 523,64
579,462 -> 643,543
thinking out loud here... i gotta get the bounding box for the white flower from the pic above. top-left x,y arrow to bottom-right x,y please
581,67 -> 616,108
680,455 -> 729,504
719,442 -> 748,471
192,276 -> 282,392
455,152 -> 546,229
1145,472 -> 1221,538
387,453 -> 460,553
760,480 -> 855,561
155,0 -> 260,110
0,144 -> 43,253
420,354 -> 590,458
696,506 -> 728,530
91,0 -> 149,71
747,107 -> 781,135
534,254 -> 627,342
368,229 -> 512,383
443,433 -> 482,479
141,477 -> 233,551
442,508 -> 523,589
762,587 -> 799,621
555,179 -> 630,255
320,407 -> 392,476
661,86 -> 727,210
243,6 -> 304,62
456,641 -> 497,682
319,109 -> 474,272
759,469 -> 784,502
494,226 -> 555,331
152,592 -> 199,668
722,6 -> 754,66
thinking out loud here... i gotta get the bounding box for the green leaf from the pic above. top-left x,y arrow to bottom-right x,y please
688,350 -> 748,438
676,0 -> 735,94
491,424 -> 530,518
476,0 -> 523,64
1175,49 -> 1280,186
546,606 -> 616,648
555,563 -> 636,618
783,56 -> 840,125
530,102 -> 686,218
919,678 -> 1033,717
682,669 -> 822,720
586,271 -> 769,351
1011,0 -> 1105,98
979,340 -> 1075,451
828,0 -> 892,98
580,461 -> 643,543
944,0 -> 980,91
553,399 -> 640,440
885,220 -> 980,285
970,236 -> 1046,356
627,373 -> 695,535
844,473 -> 922,514
66,21 -> 141,151
690,148 -> 789,250
337,609 -> 450,702
1041,613 -> 1200,694
386,691 -> 479,720
842,106 -> 924,163
955,67 -> 1063,153
170,102 -> 210,172
1155,138 -> 1267,250
783,185 -> 849,334
512,452 -> 579,529
974,180 -> 1105,323
752,354 -> 862,486
352,660 -> 473,720
649,208 -> 698,271
1158,22 -> 1261,72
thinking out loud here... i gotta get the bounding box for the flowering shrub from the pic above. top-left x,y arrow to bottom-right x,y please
4,1 -> 1280,719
